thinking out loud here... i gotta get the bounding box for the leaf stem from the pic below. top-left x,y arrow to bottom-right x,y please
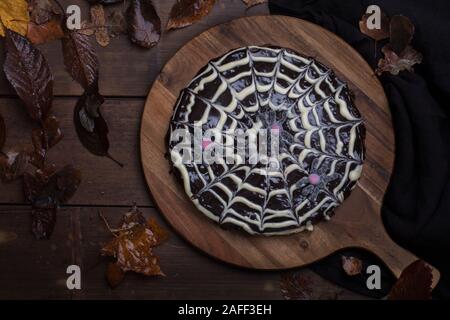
106,153 -> 124,168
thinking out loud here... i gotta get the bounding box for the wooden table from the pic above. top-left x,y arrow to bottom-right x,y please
0,0 -> 365,300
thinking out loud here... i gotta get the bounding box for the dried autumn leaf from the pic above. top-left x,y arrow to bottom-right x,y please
359,11 -> 390,41
390,15 -> 415,55
31,207 -> 57,240
74,91 -> 122,166
31,116 -> 64,167
341,256 -> 363,276
28,0 -> 60,25
106,262 -> 125,288
376,45 -> 422,76
0,113 -> 5,151
242,0 -> 267,8
0,0 -> 29,37
388,260 -> 433,300
0,231 -> 17,245
280,272 -> 313,300
128,0 -> 161,49
62,30 -> 99,91
0,145 -> 31,183
91,4 -> 110,47
101,205 -> 165,278
147,217 -> 169,246
24,165 -> 82,239
79,20 -> 95,36
3,30 -> 54,121
27,19 -> 64,45
167,0 -> 215,30
107,8 -> 127,38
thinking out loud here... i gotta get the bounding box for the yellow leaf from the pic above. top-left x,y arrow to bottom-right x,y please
0,0 -> 30,37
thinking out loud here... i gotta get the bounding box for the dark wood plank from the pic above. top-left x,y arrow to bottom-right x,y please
0,98 -> 152,206
0,0 -> 269,97
0,206 -> 365,299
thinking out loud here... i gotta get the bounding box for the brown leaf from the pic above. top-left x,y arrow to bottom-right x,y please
376,45 -> 422,76
280,272 -> 313,300
3,30 -> 53,121
28,0 -> 60,25
388,260 -> 433,300
0,113 -> 5,151
128,0 -> 161,49
30,116 -> 63,168
101,205 -> 165,280
390,15 -> 415,55
74,91 -> 123,167
147,217 -> 169,246
341,256 -> 363,276
0,145 -> 31,183
167,0 -> 215,30
91,4 -> 110,47
24,165 -> 81,239
27,19 -> 64,45
62,30 -> 99,91
359,11 -> 390,41
79,20 -> 95,36
107,8 -> 127,38
24,165 -> 82,206
106,262 -> 125,288
242,0 -> 267,8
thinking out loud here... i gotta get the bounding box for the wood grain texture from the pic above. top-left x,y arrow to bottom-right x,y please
0,206 -> 363,299
0,98 -> 152,207
140,16 -> 439,284
0,0 -> 268,97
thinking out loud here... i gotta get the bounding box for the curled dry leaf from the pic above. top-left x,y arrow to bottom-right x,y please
27,19 -> 65,45
167,0 -> 216,30
128,0 -> 161,49
0,145 -> 31,183
91,4 -> 110,47
359,11 -> 390,41
107,8 -> 128,38
242,0 -> 267,8
0,113 -> 5,151
28,0 -> 59,25
388,260 -> 433,300
79,20 -> 95,36
341,256 -> 363,276
376,45 -> 423,76
62,30 -> 99,91
101,205 -> 167,285
280,272 -> 313,300
74,91 -> 122,167
3,30 -> 53,121
24,165 -> 82,239
31,116 -> 64,168
390,15 -> 415,55
106,262 -> 125,288
0,0 -> 30,37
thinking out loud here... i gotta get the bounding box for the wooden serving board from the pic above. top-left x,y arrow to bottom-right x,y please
141,16 -> 439,284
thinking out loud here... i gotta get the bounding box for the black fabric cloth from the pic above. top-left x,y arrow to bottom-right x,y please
269,0 -> 450,298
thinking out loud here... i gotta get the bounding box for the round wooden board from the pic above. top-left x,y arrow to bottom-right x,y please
141,16 -> 429,279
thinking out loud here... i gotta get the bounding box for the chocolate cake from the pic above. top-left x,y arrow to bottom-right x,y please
168,46 -> 365,235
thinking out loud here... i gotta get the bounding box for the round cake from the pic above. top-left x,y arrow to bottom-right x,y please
168,46 -> 365,236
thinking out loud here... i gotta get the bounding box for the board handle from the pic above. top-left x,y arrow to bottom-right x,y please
359,221 -> 440,289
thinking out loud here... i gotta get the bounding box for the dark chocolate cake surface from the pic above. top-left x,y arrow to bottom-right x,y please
168,46 -> 365,236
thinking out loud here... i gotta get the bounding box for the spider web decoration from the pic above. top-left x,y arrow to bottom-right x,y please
168,46 -> 366,236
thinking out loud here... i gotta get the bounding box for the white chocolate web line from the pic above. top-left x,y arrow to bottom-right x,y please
169,46 -> 365,235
